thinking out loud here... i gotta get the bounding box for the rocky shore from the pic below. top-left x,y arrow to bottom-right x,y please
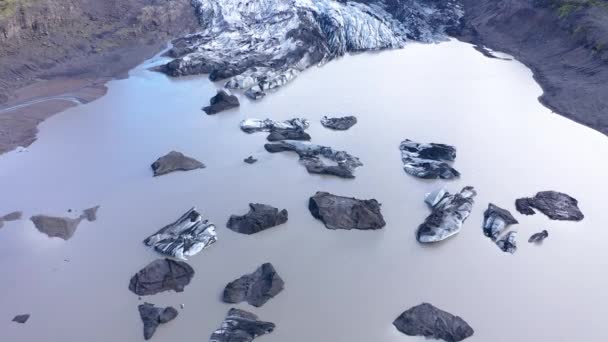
452,0 -> 608,136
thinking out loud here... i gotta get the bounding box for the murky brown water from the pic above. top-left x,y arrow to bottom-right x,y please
1,40 -> 607,341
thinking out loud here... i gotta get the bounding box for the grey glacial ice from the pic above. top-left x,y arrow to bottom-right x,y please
159,0 -> 463,99
496,231 -> 517,254
321,115 -> 357,130
399,139 -> 460,179
210,308 -> 275,342
143,207 -> 217,260
482,203 -> 518,240
416,187 -> 476,243
241,118 -> 311,141
265,140 -> 362,178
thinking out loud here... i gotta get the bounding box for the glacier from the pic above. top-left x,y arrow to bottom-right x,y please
158,0 -> 463,99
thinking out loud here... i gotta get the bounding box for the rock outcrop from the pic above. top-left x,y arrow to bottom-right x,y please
417,187 -> 476,243
227,204 -> 288,235
482,203 -> 518,240
321,116 -> 357,130
240,118 -> 311,141
129,258 -> 195,296
399,139 -> 460,179
496,231 -> 517,254
529,230 -> 549,243
160,0 -> 463,99
0,211 -> 22,228
143,208 -> 217,260
515,191 -> 584,221
393,303 -> 474,342
223,263 -> 284,307
202,90 -> 240,114
138,303 -> 179,340
309,191 -> 386,230
151,151 -> 205,177
265,140 -> 363,178
210,308 -> 275,342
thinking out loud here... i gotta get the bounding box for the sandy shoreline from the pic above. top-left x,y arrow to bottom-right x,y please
0,42 -> 174,154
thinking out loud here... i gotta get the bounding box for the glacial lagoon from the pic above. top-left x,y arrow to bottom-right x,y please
1,40 -> 607,341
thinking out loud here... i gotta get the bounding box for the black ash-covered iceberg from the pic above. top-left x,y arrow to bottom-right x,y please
227,204 -> 288,235
129,258 -> 195,296
482,203 -> 518,240
496,231 -> 517,254
515,191 -> 584,221
209,308 -> 275,342
138,303 -> 179,340
393,303 -> 474,342
321,115 -> 357,130
151,151 -> 205,177
240,118 -> 311,141
223,263 -> 284,307
529,230 -> 549,243
309,191 -> 385,230
203,90 -> 240,114
399,139 -> 460,179
265,140 -> 362,178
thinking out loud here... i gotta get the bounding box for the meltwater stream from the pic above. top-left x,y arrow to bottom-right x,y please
0,40 -> 607,341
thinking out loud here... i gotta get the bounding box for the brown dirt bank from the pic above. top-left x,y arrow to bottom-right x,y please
0,0 -> 198,154
451,0 -> 608,136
